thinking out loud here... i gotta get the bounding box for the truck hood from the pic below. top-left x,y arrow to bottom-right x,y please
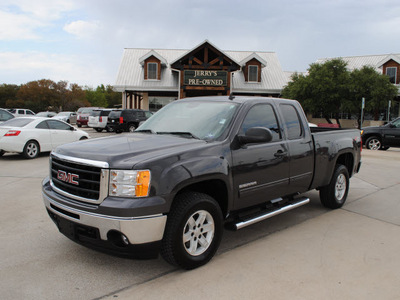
53,133 -> 206,169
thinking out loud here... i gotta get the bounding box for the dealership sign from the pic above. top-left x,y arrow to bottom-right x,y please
184,70 -> 227,86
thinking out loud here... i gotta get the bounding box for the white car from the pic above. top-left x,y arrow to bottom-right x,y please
0,117 -> 89,159
53,112 -> 77,124
88,109 -> 114,132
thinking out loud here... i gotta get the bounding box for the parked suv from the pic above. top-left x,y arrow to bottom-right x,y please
107,109 -> 148,133
76,107 -> 103,127
88,109 -> 115,132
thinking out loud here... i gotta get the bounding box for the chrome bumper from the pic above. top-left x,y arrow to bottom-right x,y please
43,193 -> 167,245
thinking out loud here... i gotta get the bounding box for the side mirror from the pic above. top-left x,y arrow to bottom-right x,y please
238,127 -> 273,145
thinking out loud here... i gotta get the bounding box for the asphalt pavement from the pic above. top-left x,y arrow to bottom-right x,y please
1,128 -> 399,300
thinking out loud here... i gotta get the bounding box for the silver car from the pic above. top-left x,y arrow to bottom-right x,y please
53,112 -> 77,124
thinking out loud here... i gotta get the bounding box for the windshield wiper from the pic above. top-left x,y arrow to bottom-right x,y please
135,129 -> 156,134
157,131 -> 200,140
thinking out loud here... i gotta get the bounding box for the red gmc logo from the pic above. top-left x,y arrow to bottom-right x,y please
57,170 -> 79,185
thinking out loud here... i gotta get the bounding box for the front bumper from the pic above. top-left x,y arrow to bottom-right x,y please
42,178 -> 167,258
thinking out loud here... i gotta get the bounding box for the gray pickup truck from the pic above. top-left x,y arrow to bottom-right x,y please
42,96 -> 362,269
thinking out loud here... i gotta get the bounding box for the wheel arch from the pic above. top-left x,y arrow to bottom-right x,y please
362,133 -> 382,144
335,152 -> 354,177
24,139 -> 41,152
172,179 -> 229,219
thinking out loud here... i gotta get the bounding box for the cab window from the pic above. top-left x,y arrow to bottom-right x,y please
240,104 -> 281,142
280,104 -> 303,140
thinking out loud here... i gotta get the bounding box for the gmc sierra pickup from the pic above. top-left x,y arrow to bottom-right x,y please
42,96 -> 362,269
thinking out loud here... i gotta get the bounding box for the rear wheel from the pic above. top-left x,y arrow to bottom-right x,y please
161,192 -> 223,269
365,136 -> 381,150
23,140 -> 39,159
320,164 -> 349,209
0,150 -> 5,157
95,128 -> 103,132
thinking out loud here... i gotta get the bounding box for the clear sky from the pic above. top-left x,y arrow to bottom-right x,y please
1,0 -> 400,87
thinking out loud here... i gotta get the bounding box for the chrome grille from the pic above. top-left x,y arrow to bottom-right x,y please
50,153 -> 109,204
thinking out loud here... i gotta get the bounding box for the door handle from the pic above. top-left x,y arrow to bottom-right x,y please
274,150 -> 287,158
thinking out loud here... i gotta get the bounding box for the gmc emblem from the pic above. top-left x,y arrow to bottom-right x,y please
57,170 -> 79,185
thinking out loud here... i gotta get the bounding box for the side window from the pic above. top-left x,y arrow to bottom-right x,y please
36,121 -> 49,129
47,120 -> 71,130
240,104 -> 281,142
147,63 -> 158,80
248,65 -> 258,82
280,104 -> 303,140
392,118 -> 400,128
26,110 -> 35,115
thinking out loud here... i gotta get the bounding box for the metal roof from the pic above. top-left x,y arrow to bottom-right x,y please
114,47 -> 289,94
316,53 -> 400,72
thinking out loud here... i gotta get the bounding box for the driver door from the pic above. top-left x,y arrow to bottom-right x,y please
231,103 -> 290,210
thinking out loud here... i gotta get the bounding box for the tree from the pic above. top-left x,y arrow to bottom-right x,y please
282,59 -> 350,127
105,85 -> 122,108
16,79 -> 57,112
85,85 -> 108,108
0,84 -> 20,108
282,59 -> 398,128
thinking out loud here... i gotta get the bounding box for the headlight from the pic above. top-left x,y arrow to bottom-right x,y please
109,170 -> 151,197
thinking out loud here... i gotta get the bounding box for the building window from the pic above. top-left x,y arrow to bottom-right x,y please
248,65 -> 258,82
386,67 -> 397,84
147,63 -> 158,80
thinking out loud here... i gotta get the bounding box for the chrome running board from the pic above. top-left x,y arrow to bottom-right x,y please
233,197 -> 310,230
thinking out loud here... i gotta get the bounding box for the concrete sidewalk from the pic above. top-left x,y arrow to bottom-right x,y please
104,150 -> 400,300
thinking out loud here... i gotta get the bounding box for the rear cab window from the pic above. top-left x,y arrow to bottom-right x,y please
279,104 -> 303,140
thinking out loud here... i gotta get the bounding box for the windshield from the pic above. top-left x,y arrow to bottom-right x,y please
0,118 -> 34,127
109,111 -> 121,118
137,100 -> 239,141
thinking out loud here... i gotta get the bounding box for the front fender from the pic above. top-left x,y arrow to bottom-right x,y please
159,156 -> 231,203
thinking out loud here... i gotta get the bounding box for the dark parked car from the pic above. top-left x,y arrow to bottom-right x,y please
107,109 -> 149,133
361,117 -> 400,150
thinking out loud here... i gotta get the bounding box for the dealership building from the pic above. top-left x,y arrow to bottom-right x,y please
114,40 -> 400,120
113,40 -> 291,111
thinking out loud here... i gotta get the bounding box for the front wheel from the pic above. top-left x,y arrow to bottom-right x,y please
23,140 -> 39,159
319,164 -> 349,209
161,192 -> 223,270
365,136 -> 381,150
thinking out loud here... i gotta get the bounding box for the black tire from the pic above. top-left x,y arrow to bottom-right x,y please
365,136 -> 381,150
23,140 -> 39,159
79,136 -> 88,140
95,128 -> 103,132
161,192 -> 223,270
319,164 -> 349,209
77,124 -> 82,128
0,150 -> 5,157
106,126 -> 113,132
